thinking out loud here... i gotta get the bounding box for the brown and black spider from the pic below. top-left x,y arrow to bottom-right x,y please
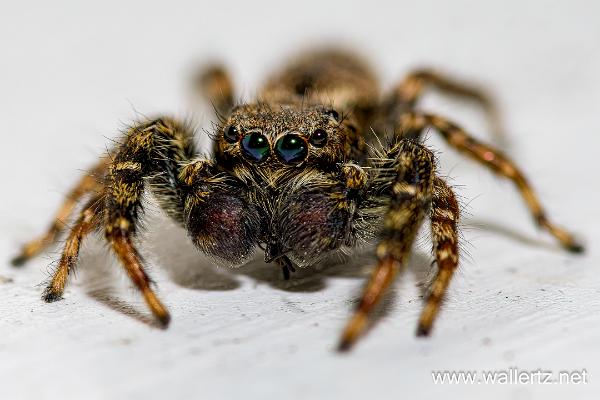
11,48 -> 583,351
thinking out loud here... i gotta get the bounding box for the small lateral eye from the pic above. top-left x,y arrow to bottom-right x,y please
241,131 -> 270,162
224,125 -> 240,143
325,109 -> 340,121
309,129 -> 328,147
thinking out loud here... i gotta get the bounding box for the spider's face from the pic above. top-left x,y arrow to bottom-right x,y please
214,103 -> 354,169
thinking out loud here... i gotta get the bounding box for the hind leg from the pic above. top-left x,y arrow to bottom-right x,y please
390,69 -> 505,144
399,112 -> 583,253
42,194 -> 103,302
11,158 -> 108,266
194,65 -> 235,117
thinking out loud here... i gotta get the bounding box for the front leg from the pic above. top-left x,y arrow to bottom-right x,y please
39,117 -> 196,326
339,140 -> 436,351
417,176 -> 460,336
102,117 -> 198,326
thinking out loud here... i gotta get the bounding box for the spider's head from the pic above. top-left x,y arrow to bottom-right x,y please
213,103 -> 362,169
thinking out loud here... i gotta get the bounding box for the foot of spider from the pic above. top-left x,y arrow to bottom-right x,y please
415,324 -> 432,337
337,312 -> 368,352
155,312 -> 171,328
42,289 -> 63,303
142,290 -> 171,327
549,223 -> 584,253
10,244 -> 44,267
566,242 -> 585,254
10,254 -> 28,267
337,312 -> 434,351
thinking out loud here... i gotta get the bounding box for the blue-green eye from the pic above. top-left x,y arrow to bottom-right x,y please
275,134 -> 308,164
241,131 -> 270,162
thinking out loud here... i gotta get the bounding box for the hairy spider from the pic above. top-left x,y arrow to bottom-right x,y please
12,49 -> 583,351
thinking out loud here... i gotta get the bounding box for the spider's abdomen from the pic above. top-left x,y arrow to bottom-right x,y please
260,48 -> 379,127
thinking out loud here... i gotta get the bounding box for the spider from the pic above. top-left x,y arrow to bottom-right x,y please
11,48 -> 583,351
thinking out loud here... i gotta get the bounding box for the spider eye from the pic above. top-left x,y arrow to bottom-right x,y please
241,131 -> 270,162
224,125 -> 240,143
275,134 -> 308,164
325,109 -> 340,121
309,129 -> 328,148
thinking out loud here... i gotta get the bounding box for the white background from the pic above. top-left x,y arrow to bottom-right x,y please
1,1 -> 599,399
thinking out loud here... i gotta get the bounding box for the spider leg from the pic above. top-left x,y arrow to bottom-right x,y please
417,176 -> 460,336
42,194 -> 103,302
101,117 -> 197,326
11,158 -> 108,266
400,112 -> 583,253
109,231 -> 170,325
389,69 -> 505,144
338,141 -> 435,351
194,64 -> 235,117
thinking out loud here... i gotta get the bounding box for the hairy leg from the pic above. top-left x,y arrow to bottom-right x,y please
390,69 -> 505,144
102,117 -> 197,326
399,112 -> 583,253
11,158 -> 108,266
110,231 -> 170,325
43,194 -> 103,301
417,177 -> 460,336
338,140 -> 435,351
194,65 -> 235,118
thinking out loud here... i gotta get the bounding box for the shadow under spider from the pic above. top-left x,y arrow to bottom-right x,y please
87,288 -> 167,329
463,217 -> 564,253
76,247 -> 167,329
144,214 -> 433,294
74,211 -> 563,328
144,215 -> 434,334
72,213 -> 435,328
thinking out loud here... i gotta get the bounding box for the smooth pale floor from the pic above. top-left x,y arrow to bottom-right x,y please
0,1 -> 599,399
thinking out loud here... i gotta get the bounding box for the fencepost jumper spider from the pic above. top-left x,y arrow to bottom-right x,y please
12,49 -> 583,351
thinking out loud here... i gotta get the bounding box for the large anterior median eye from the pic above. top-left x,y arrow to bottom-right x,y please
275,133 -> 308,164
241,131 -> 270,162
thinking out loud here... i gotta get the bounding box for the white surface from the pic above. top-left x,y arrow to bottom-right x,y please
1,1 -> 599,399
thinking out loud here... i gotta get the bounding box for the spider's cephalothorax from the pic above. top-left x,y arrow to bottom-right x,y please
200,101 -> 372,269
13,48 -> 583,351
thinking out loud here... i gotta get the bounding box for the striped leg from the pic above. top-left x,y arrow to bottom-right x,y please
393,69 -> 504,143
400,112 -> 583,253
417,177 -> 460,336
11,158 -> 108,266
194,65 -> 235,117
102,117 -> 196,326
109,231 -> 170,326
43,195 -> 102,301
338,141 -> 435,351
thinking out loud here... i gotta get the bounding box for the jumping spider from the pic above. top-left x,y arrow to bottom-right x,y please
12,49 -> 583,351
